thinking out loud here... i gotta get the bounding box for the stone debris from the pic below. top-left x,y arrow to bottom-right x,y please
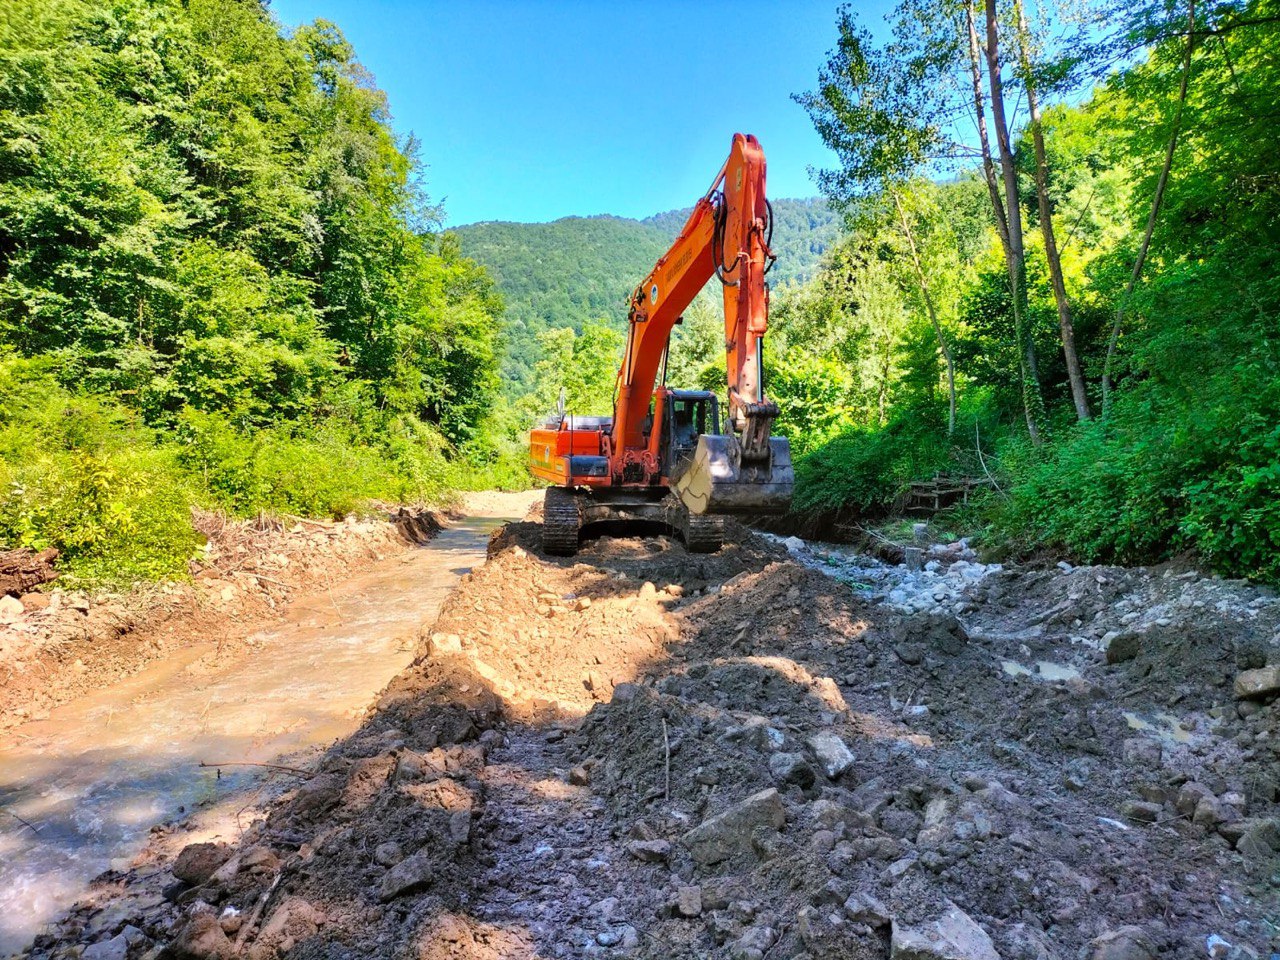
806,732 -> 855,779
682,788 -> 786,866
890,904 -> 1000,960
19,514 -> 1280,960
1234,665 -> 1280,700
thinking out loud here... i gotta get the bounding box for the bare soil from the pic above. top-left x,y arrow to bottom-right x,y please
14,508 -> 1280,960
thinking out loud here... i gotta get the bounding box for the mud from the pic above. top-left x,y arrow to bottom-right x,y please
0,508 -> 451,732
12,509 -> 1280,960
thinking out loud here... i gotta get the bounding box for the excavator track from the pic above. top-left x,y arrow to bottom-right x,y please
542,487 -> 581,556
682,511 -> 724,553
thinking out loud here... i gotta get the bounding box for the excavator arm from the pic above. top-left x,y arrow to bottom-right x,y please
609,133 -> 791,514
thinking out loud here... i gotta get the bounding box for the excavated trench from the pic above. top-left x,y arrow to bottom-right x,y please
8,502 -> 1280,960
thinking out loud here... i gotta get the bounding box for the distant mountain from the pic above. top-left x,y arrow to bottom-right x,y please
451,198 -> 840,389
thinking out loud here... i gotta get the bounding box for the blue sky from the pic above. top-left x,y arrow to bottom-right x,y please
268,0 -> 894,226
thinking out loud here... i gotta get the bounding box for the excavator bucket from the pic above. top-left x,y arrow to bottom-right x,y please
673,434 -> 793,516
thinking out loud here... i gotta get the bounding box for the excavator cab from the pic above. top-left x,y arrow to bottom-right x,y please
659,389 -> 719,477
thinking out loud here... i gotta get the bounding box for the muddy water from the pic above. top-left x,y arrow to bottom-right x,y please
0,513 -> 515,956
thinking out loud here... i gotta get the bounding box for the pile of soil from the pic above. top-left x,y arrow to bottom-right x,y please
21,515 -> 1280,960
0,508 -> 442,730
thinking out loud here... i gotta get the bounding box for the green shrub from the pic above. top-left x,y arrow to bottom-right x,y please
0,359 -> 199,583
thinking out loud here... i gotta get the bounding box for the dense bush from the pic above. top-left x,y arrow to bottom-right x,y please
0,358 -> 482,584
0,0 -> 526,584
779,0 -> 1280,584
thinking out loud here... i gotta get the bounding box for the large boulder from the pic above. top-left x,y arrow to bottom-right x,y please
682,788 -> 785,866
1234,665 -> 1280,700
890,904 -> 999,960
172,843 -> 232,886
380,853 -> 434,901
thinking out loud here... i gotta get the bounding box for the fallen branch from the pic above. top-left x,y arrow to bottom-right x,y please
200,761 -> 314,778
661,718 -> 671,802
234,870 -> 283,954
243,572 -> 294,589
2,806 -> 41,836
0,547 -> 59,597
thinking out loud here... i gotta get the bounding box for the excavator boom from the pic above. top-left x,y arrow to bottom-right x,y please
529,133 -> 793,555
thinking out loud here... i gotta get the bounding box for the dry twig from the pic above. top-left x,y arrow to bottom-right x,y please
200,760 -> 314,778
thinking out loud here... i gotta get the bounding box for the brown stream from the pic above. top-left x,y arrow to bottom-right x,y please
0,509 -> 520,955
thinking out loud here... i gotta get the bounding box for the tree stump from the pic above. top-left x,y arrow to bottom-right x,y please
0,548 -> 60,596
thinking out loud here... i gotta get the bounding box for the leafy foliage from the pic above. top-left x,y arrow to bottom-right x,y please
0,0 -> 515,583
453,199 -> 840,392
784,0 -> 1280,582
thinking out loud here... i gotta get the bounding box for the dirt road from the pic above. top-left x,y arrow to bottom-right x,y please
12,504 -> 1280,960
0,493 -> 537,957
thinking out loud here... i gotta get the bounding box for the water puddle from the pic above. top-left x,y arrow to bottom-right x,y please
1000,660 -> 1082,682
0,513 -> 514,955
1123,710 -> 1193,745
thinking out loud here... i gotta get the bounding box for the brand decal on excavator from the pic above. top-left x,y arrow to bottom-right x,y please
650,284 -> 658,304
669,248 -> 692,279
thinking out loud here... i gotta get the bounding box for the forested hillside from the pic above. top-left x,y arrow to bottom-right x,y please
763,0 -> 1280,582
454,198 -> 839,388
0,0 -> 513,583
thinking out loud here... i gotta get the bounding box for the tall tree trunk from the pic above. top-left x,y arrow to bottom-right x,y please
894,190 -> 957,436
965,1 -> 1010,251
1013,0 -> 1090,422
984,0 -> 1045,444
1102,0 -> 1197,416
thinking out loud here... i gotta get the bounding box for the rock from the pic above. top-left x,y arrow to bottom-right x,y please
374,842 -> 404,867
257,897 -> 320,945
843,892 -> 891,928
238,845 -> 279,875
639,581 -> 658,600
0,594 -> 24,622
1105,631 -> 1142,664
806,733 -> 854,779
19,592 -> 49,612
1175,781 -> 1214,817
568,765 -> 591,785
894,642 -> 925,665
1086,926 -> 1156,960
169,914 -> 234,960
1121,738 -> 1162,768
1205,934 -> 1233,959
449,809 -> 472,844
426,632 -> 463,657
626,839 -> 671,863
676,885 -> 703,917
1234,818 -> 1280,861
1120,800 -> 1163,823
82,934 -> 129,960
682,789 -> 785,866
890,903 -> 999,960
1192,796 -> 1224,827
783,536 -> 806,553
768,752 -> 815,787
379,853 -> 433,900
172,843 -> 231,886
1234,665 -> 1280,700
730,925 -> 777,960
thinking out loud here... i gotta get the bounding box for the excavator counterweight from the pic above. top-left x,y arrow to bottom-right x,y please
528,134 -> 793,555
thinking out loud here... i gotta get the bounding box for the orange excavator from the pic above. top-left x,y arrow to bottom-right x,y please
528,133 -> 793,555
